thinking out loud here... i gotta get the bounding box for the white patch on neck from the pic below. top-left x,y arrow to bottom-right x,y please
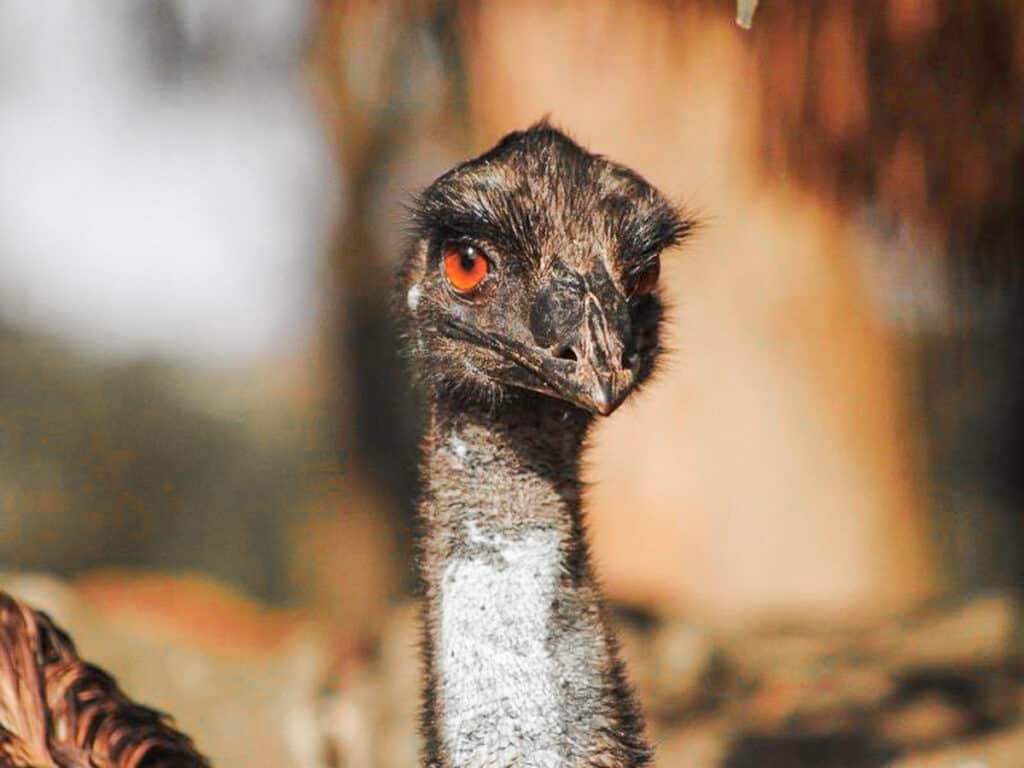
439,528 -> 564,768
406,283 -> 422,311
448,435 -> 469,467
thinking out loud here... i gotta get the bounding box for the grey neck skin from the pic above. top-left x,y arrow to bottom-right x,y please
417,391 -> 651,768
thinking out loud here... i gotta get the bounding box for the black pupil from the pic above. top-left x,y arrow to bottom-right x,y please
459,248 -> 477,272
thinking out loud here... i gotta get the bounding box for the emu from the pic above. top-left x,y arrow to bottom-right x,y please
400,123 -> 691,768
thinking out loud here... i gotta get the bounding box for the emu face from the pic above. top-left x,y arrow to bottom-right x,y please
401,124 -> 690,416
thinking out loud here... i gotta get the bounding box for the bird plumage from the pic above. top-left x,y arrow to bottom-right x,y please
0,592 -> 208,768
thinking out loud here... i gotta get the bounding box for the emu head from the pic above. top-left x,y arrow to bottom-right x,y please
399,123 -> 691,416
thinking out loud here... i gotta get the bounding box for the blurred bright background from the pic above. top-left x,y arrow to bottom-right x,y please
1,1 -> 1023,766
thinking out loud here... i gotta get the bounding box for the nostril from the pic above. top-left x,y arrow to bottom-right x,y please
555,346 -> 578,362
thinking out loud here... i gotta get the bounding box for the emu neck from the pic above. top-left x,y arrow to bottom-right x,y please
418,393 -> 649,768
423,394 -> 588,536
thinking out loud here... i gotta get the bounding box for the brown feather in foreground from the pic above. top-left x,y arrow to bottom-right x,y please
0,591 -> 209,768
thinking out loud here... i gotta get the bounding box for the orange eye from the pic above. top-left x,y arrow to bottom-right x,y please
443,244 -> 489,294
633,259 -> 660,296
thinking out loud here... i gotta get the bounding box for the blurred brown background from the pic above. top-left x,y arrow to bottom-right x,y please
1,1 -> 1023,765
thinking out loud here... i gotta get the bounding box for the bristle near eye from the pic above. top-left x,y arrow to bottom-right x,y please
617,198 -> 694,264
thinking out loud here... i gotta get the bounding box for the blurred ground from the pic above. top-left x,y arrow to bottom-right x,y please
3,571 -> 1022,767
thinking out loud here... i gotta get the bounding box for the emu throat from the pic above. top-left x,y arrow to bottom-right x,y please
417,394 -> 651,768
439,526 -> 564,768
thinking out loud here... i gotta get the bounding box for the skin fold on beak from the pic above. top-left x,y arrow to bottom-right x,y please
441,265 -> 636,416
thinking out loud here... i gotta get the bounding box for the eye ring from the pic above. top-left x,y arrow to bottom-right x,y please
442,242 -> 490,296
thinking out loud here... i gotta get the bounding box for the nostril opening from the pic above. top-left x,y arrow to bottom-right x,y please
555,346 -> 578,362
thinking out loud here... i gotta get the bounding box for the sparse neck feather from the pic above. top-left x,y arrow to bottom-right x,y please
417,392 -> 651,768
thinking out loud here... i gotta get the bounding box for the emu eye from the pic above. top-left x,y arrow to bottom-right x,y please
443,244 -> 489,294
632,258 -> 660,296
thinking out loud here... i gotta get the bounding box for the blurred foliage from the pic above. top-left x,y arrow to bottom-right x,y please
745,0 -> 1024,284
0,325 -> 308,603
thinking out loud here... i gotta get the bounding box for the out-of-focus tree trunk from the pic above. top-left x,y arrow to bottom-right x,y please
741,0 -> 1024,592
300,1 -> 472,639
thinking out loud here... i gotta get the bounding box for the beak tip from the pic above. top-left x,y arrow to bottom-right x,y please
589,382 -> 624,417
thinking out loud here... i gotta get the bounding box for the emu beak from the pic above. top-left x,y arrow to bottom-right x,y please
443,320 -> 635,416
519,344 -> 634,416
441,266 -> 636,416
552,293 -> 635,416
581,368 -> 633,416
